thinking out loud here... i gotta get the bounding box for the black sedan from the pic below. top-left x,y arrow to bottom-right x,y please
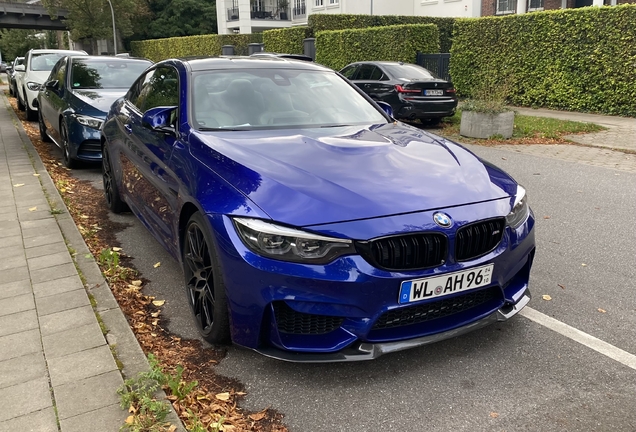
38,55 -> 152,168
340,61 -> 457,124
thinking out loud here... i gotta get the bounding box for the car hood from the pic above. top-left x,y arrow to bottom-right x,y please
191,123 -> 518,227
25,71 -> 52,84
71,89 -> 127,115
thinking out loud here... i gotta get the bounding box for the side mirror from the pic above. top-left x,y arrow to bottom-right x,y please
376,101 -> 394,118
14,64 -> 25,72
142,106 -> 177,132
45,80 -> 59,90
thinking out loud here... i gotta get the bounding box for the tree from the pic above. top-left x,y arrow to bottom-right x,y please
0,30 -> 58,61
42,0 -> 149,46
129,0 -> 217,42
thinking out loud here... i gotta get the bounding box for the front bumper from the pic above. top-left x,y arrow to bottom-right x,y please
68,120 -> 103,162
209,199 -> 535,361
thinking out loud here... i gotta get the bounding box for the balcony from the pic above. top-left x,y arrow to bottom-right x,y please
250,5 -> 290,20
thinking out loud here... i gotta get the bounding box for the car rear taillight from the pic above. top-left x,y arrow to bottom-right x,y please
395,84 -> 421,94
446,88 -> 456,94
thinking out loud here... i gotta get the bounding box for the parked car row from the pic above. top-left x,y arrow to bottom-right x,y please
5,50 -> 533,362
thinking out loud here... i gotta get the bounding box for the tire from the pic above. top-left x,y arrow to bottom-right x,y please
23,88 -> 37,121
8,82 -> 14,97
102,144 -> 128,213
17,89 -> 25,111
183,212 -> 231,345
38,110 -> 51,142
60,122 -> 77,169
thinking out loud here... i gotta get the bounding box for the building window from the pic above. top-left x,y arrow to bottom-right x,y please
528,0 -> 543,10
496,0 -> 515,14
329,0 -> 338,4
315,0 -> 323,6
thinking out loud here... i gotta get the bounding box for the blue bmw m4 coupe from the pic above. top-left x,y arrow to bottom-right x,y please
101,57 -> 535,362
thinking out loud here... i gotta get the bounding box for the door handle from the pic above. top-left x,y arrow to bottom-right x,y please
124,124 -> 133,134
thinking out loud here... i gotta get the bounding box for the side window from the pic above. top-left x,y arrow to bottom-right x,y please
135,67 -> 179,113
369,66 -> 384,81
341,65 -> 358,80
356,64 -> 376,81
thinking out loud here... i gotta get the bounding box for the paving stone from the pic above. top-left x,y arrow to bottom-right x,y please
30,262 -> 78,285
0,407 -> 57,432
48,345 -> 118,387
39,304 -> 95,337
0,279 -> 31,300
0,234 -> 22,247
27,251 -> 73,271
0,329 -> 41,361
0,377 -> 53,422
0,309 -> 38,337
35,288 -> 90,316
25,241 -> 69,259
15,197 -> 49,210
0,351 -> 47,389
0,254 -> 27,272
42,321 -> 106,359
59,403 -> 127,432
0,220 -> 20,238
22,231 -> 64,248
33,274 -> 84,298
56,370 -> 123,420
0,211 -> 18,222
0,265 -> 29,283
21,219 -> 60,239
0,293 -> 34,317
18,208 -> 54,222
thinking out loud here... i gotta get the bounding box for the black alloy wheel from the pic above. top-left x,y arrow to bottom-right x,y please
102,146 -> 128,213
183,212 -> 230,344
60,122 -> 76,169
24,90 -> 37,121
38,110 -> 51,142
17,89 -> 25,111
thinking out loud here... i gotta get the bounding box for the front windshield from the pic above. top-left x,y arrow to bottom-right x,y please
192,69 -> 387,130
71,59 -> 151,89
30,53 -> 66,72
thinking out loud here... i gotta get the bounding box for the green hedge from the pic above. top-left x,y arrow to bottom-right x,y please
308,14 -> 455,53
450,5 -> 636,116
130,34 -> 263,62
263,27 -> 310,54
316,24 -> 439,71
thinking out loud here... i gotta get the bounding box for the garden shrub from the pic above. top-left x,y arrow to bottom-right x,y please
131,34 -> 263,62
263,27 -> 310,54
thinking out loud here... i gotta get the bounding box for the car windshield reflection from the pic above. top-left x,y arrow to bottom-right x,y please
71,59 -> 151,90
192,69 -> 387,130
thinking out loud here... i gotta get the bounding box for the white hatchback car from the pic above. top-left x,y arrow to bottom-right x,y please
15,49 -> 87,120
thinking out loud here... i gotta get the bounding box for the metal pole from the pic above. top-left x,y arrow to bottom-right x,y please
370,0 -> 373,15
106,0 -> 117,55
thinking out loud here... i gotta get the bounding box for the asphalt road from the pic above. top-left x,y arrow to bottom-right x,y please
58,137 -> 636,432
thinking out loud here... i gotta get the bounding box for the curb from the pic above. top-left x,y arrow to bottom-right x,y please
2,90 -> 186,431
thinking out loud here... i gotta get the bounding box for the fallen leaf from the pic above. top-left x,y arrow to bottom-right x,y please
558,284 -> 565,289
597,308 -> 606,313
131,280 -> 142,287
80,215 -> 88,219
249,411 -> 267,421
168,426 -> 177,432
236,391 -> 247,395
33,173 -> 40,177
153,262 -> 161,268
215,392 -> 230,401
13,183 -> 24,187
581,263 -> 587,267
501,157 -> 507,160
29,207 -> 37,212
112,247 -> 122,252
125,415 -> 135,424
542,295 -> 552,301
543,216 -> 550,219
490,412 -> 499,418
84,254 -> 92,259
151,311 -> 160,318
152,300 -> 165,307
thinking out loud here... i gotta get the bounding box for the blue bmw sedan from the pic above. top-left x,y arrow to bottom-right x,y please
38,55 -> 152,168
101,57 -> 535,362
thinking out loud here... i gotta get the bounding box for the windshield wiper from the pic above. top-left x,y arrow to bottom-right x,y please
319,124 -> 353,128
198,127 -> 252,131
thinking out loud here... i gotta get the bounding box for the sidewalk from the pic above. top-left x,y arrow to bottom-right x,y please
513,106 -> 636,153
0,85 -> 183,431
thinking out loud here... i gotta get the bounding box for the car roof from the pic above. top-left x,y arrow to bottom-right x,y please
28,49 -> 88,56
175,56 -> 329,72
66,55 -> 152,63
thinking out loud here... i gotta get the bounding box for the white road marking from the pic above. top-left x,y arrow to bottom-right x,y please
520,307 -> 636,371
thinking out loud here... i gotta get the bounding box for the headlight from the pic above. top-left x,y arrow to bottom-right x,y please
233,218 -> 356,264
26,82 -> 42,91
506,185 -> 529,228
75,115 -> 104,130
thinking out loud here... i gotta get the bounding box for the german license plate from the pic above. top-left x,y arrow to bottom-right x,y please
398,264 -> 494,304
425,89 -> 444,96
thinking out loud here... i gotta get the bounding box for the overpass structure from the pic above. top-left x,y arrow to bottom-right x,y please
0,1 -> 68,30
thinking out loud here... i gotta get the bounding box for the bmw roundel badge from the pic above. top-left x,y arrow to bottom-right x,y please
433,212 -> 452,228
